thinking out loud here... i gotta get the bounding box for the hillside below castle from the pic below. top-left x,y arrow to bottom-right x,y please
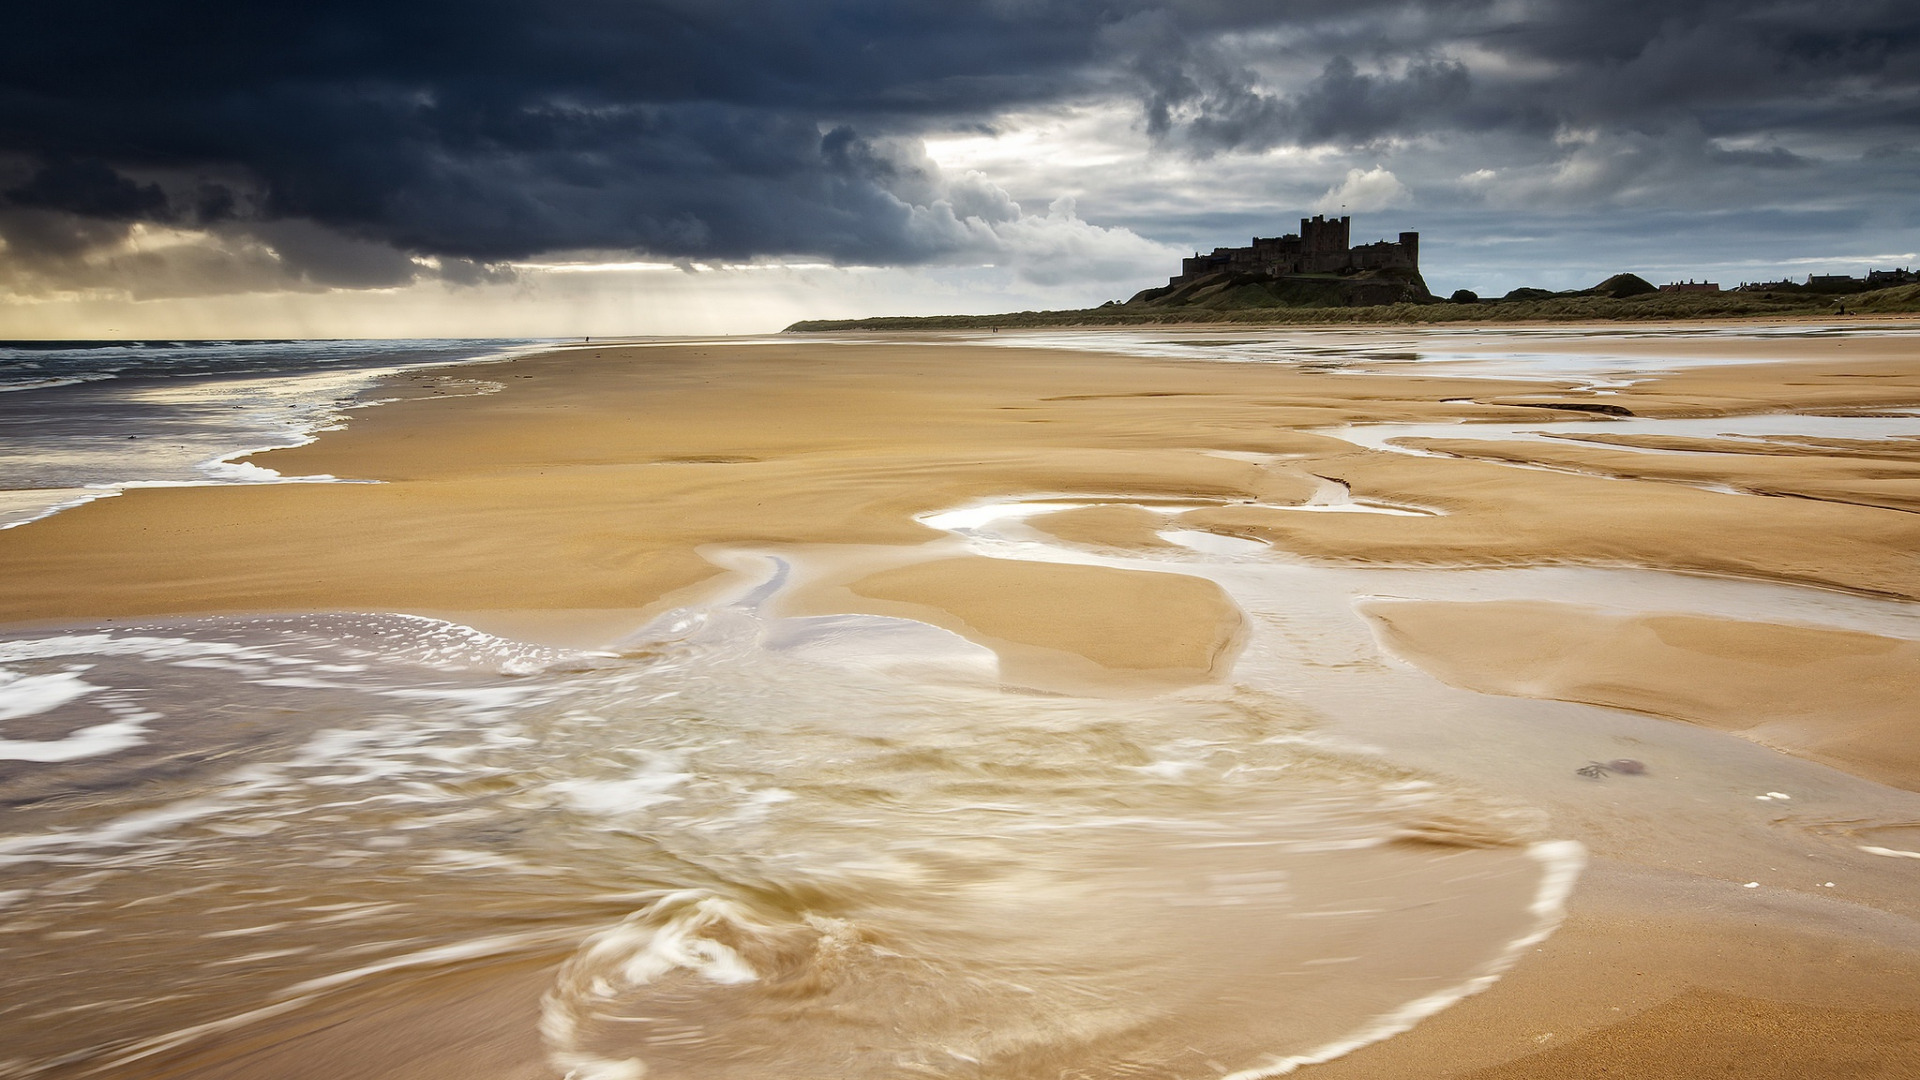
785,213 -> 1920,330
1122,214 -> 1432,310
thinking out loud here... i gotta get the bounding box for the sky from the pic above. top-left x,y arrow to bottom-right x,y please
2,0 -> 1917,337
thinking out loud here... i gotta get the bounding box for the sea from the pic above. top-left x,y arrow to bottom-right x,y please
0,339 -> 551,530
2,331 -> 1918,1080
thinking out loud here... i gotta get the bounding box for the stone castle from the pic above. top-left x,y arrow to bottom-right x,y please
1171,215 -> 1420,284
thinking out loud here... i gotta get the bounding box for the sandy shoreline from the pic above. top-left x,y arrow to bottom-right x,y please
4,325 -> 1919,1078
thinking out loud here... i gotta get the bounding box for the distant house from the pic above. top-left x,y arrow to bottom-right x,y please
1732,270 -> 1911,294
1658,279 -> 1721,293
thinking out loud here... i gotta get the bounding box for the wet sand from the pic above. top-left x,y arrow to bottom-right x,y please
1365,599 -> 1920,791
3,325 -> 1919,1078
1307,858 -> 1920,1080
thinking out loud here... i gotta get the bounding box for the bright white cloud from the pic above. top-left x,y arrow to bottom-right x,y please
1313,166 -> 1412,213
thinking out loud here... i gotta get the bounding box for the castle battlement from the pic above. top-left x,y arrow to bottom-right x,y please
1173,215 -> 1419,284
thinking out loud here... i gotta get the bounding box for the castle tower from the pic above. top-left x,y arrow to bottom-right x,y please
1300,214 -> 1351,255
1398,231 -> 1420,268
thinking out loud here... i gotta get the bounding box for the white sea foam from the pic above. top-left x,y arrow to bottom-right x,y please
0,487 -> 122,529
201,459 -> 292,483
549,752 -> 695,815
0,713 -> 152,762
0,668 -> 159,761
0,340 -> 543,532
0,373 -> 118,392
541,892 -> 771,1079
0,632 -> 283,665
0,668 -> 101,721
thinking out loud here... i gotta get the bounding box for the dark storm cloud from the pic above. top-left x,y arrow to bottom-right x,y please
1490,0 -> 1920,136
5,159 -> 170,221
1127,0 -> 1920,151
0,0 -> 1916,286
1128,45 -> 1474,154
0,0 -> 1140,280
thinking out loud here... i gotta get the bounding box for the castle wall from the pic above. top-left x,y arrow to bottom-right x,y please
1170,215 -> 1418,286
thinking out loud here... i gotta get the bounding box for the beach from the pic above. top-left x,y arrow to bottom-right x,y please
2,324 -> 1918,1079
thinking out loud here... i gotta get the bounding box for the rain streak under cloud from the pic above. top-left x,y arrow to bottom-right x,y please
2,0 -> 1918,333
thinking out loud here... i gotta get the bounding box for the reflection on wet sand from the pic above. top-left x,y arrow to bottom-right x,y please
1,324 -> 1918,1079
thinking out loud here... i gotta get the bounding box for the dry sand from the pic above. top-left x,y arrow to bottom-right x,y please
4,326 -> 1920,1078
